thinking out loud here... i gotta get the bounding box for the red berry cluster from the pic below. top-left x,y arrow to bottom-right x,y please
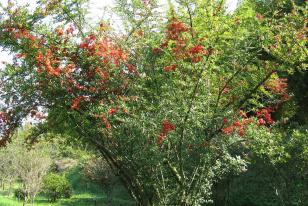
222,111 -> 253,136
157,120 -> 176,145
221,107 -> 276,136
222,119 -> 251,136
71,96 -> 86,110
256,108 -> 274,126
265,77 -> 288,95
155,18 -> 212,72
79,35 -> 128,66
188,45 -> 211,63
107,108 -> 118,115
163,64 -> 177,72
166,18 -> 189,40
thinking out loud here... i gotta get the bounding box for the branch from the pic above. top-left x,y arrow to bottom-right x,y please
210,69 -> 277,137
163,159 -> 183,185
186,4 -> 194,39
61,5 -> 85,38
178,54 -> 211,179
70,113 -> 148,205
214,64 -> 245,114
236,69 -> 276,110
125,11 -> 152,42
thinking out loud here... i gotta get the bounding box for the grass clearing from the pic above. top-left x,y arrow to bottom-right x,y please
0,166 -> 135,206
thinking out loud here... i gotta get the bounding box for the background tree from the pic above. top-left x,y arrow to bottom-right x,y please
0,128 -> 52,205
0,141 -> 19,194
16,143 -> 52,205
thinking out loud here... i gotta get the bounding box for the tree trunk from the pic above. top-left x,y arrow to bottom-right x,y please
97,147 -> 152,206
213,179 -> 228,206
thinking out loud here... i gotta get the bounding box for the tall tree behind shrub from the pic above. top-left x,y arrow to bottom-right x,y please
83,156 -> 117,203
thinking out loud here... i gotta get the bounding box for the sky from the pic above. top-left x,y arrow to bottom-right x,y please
0,0 -> 238,67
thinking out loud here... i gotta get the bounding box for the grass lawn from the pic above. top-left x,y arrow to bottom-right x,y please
0,166 -> 135,206
0,193 -> 135,206
0,183 -> 135,206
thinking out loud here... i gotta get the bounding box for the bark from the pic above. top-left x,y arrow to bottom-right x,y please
213,179 -> 229,206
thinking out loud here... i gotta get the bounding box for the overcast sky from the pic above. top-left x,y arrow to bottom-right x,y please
0,0 -> 238,67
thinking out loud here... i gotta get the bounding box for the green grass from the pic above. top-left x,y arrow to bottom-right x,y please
0,183 -> 134,206
0,195 -> 134,206
0,166 -> 135,206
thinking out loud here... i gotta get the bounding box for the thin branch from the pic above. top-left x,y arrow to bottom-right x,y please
186,4 -> 194,39
125,11 -> 152,42
236,69 -> 276,110
214,64 -> 245,114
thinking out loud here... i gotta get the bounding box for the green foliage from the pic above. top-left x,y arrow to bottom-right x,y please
42,173 -> 72,202
227,126 -> 308,206
65,165 -> 103,195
